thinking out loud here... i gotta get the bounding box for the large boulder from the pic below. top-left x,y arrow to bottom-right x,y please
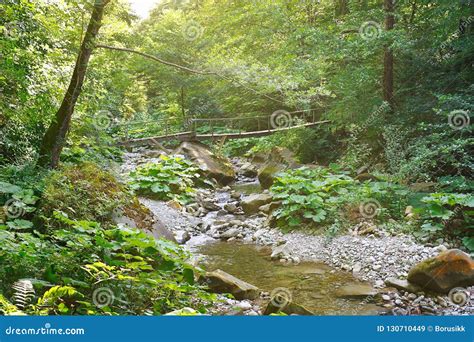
241,193 -> 273,215
201,269 -> 260,300
240,162 -> 258,178
113,198 -> 176,242
257,147 -> 299,189
258,162 -> 286,189
407,249 -> 474,293
175,141 -> 235,185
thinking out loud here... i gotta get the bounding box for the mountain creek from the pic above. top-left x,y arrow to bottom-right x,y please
120,145 -> 473,316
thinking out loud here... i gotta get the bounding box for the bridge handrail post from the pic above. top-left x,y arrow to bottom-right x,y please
125,123 -> 129,142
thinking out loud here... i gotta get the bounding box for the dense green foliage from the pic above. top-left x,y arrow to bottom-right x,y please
271,166 -> 473,249
0,213 -> 213,315
129,155 -> 208,204
0,0 -> 473,316
271,166 -> 409,230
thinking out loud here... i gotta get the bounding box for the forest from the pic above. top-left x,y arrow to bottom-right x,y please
0,0 -> 473,316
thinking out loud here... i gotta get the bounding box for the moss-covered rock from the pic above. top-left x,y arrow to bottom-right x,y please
407,249 -> 474,293
40,162 -> 127,227
258,161 -> 285,189
257,147 -> 300,189
175,141 -> 235,185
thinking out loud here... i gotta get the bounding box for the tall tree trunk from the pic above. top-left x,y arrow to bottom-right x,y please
181,86 -> 186,120
335,0 -> 350,17
383,0 -> 395,109
38,0 -> 110,168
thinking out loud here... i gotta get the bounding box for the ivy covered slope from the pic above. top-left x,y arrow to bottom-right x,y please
0,162 -> 215,316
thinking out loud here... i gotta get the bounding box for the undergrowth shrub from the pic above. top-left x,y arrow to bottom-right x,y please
221,126 -> 339,164
383,102 -> 473,182
129,155 -> 207,204
61,119 -> 123,165
270,166 -> 409,231
415,192 -> 474,251
0,164 -> 44,231
0,213 -> 214,315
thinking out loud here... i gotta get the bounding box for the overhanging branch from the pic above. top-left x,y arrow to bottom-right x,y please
96,44 -> 214,75
95,44 -> 287,104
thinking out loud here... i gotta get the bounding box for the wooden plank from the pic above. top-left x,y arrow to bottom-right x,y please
118,131 -> 194,147
120,120 -> 330,147
195,121 -> 330,140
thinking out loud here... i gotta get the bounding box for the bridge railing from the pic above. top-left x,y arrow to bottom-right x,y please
189,109 -> 318,138
113,117 -> 188,141
113,109 -> 319,142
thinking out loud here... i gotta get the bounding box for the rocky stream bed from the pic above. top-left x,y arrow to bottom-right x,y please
120,144 -> 474,316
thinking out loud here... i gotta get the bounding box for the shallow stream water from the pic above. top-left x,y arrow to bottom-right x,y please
196,242 -> 384,315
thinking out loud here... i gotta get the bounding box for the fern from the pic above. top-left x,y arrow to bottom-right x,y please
0,294 -> 25,316
11,279 -> 35,310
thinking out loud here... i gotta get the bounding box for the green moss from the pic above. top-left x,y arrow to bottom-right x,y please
40,162 -> 129,228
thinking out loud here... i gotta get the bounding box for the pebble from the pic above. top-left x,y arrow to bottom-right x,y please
235,301 -> 252,310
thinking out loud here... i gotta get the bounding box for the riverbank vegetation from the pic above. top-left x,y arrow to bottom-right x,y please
0,0 -> 472,315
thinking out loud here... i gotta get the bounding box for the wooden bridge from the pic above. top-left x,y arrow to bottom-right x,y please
117,109 -> 330,147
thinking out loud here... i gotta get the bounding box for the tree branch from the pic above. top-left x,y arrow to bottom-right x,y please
96,44 -> 287,104
96,44 -> 214,75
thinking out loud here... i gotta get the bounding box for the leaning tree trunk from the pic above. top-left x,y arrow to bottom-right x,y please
383,0 -> 395,109
38,0 -> 110,168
